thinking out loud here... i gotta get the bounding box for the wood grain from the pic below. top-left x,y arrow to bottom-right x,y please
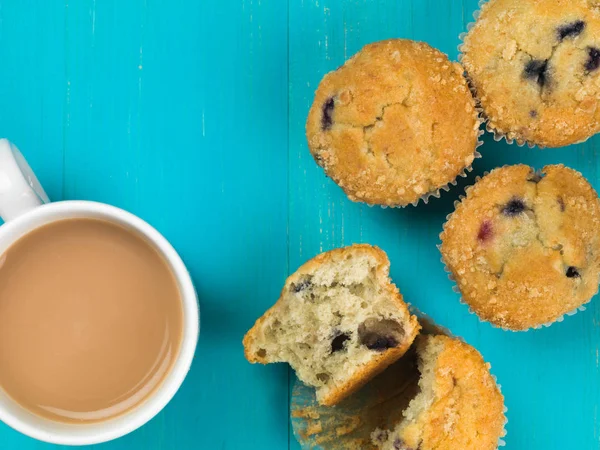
0,0 -> 598,449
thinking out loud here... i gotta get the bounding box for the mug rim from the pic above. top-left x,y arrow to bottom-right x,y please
0,200 -> 200,445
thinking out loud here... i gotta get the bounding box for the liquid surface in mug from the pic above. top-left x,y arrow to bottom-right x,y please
0,218 -> 183,423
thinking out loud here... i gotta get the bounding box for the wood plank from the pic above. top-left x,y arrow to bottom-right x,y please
0,0 -> 598,448
0,0 -> 65,203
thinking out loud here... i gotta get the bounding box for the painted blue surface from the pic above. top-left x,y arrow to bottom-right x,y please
0,0 -> 598,449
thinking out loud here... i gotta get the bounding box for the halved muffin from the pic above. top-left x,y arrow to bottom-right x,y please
243,244 -> 420,406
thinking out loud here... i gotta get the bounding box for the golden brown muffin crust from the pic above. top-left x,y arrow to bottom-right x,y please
306,39 -> 480,206
462,0 -> 600,147
387,335 -> 506,450
440,164 -> 600,330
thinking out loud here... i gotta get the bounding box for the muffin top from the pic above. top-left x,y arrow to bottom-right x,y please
306,39 -> 480,207
380,335 -> 506,450
461,0 -> 600,147
440,164 -> 600,330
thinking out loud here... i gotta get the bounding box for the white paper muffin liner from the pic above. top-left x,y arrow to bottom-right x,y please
456,0 -> 598,149
438,168 -> 593,332
290,306 -> 508,449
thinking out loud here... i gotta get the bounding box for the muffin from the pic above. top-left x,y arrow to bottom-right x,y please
374,335 -> 505,450
440,164 -> 600,330
461,0 -> 600,147
290,344 -> 421,449
243,244 -> 420,406
290,334 -> 506,450
306,39 -> 481,207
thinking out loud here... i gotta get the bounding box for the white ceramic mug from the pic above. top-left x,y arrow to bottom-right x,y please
0,139 -> 200,445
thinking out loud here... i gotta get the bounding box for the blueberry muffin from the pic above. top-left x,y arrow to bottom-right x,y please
306,39 -> 481,207
440,164 -> 600,330
290,334 -> 506,450
373,335 -> 505,450
461,0 -> 600,147
243,245 -> 420,406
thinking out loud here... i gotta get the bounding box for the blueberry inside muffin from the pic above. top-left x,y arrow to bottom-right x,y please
243,245 -> 420,406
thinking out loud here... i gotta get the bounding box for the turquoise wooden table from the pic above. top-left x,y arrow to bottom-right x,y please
0,0 -> 598,449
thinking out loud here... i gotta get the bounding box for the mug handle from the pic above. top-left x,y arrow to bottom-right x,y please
0,139 -> 49,222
